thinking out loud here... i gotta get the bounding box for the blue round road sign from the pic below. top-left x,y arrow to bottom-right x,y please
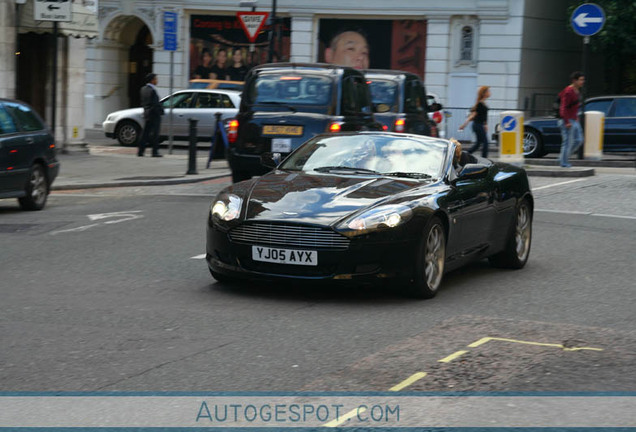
501,116 -> 517,132
571,3 -> 605,36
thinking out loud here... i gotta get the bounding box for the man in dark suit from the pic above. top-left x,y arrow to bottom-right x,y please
138,73 -> 164,157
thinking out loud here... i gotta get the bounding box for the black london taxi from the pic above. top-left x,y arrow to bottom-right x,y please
364,69 -> 442,138
227,63 -> 383,182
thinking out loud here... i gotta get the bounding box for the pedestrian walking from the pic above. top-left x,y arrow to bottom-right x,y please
558,71 -> 585,167
138,73 -> 164,157
459,86 -> 491,158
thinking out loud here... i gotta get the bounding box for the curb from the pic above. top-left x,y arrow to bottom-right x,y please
52,171 -> 231,191
525,158 -> 634,168
524,166 -> 595,177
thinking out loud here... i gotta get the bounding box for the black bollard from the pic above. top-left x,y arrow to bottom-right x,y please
187,118 -> 199,175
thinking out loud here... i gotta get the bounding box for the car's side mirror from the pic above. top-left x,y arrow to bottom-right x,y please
429,102 -> 442,112
456,163 -> 489,180
260,152 -> 281,169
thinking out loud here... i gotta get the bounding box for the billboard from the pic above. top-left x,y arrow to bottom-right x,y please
317,19 -> 427,77
190,15 -> 291,81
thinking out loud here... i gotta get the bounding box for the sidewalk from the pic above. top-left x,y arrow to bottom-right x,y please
52,144 -> 231,190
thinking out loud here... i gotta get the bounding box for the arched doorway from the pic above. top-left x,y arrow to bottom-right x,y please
128,27 -> 153,108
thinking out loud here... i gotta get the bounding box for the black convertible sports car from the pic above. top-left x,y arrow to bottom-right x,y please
206,132 -> 533,298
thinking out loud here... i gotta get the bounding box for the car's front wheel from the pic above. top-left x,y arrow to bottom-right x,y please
489,198 -> 532,269
116,120 -> 141,146
18,164 -> 48,211
523,128 -> 544,158
408,216 -> 446,299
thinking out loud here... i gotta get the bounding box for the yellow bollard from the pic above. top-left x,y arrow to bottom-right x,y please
498,110 -> 524,165
584,111 -> 604,160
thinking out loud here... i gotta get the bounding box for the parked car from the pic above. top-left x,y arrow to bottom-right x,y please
427,92 -> 446,137
495,95 -> 636,158
103,89 -> 241,146
364,69 -> 442,138
227,63 -> 383,183
189,79 -> 245,91
0,99 -> 59,210
207,132 -> 533,298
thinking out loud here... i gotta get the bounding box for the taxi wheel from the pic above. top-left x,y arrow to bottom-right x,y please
489,198 -> 532,269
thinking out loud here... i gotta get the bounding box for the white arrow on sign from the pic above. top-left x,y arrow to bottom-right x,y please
574,13 -> 603,28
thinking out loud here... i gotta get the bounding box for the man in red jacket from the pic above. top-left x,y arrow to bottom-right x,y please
558,71 -> 585,167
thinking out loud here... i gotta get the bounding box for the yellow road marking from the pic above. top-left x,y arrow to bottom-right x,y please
323,406 -> 366,428
438,350 -> 469,363
389,372 -> 427,391
467,337 -> 603,351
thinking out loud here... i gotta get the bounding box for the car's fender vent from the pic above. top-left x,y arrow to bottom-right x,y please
229,223 -> 350,250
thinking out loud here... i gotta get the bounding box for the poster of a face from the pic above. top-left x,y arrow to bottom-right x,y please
318,19 -> 427,77
190,15 -> 291,82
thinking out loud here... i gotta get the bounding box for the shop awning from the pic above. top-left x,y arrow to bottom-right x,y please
18,0 -> 98,39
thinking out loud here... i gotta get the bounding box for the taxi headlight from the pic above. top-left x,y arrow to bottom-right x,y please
338,204 -> 413,235
210,194 -> 243,222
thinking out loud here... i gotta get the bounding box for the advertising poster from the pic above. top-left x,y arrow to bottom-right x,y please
317,19 -> 427,77
190,15 -> 291,81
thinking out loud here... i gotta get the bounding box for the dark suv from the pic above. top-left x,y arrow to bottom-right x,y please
364,69 -> 442,137
0,99 -> 59,210
227,63 -> 382,182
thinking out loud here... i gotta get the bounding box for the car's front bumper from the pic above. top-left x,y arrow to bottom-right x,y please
102,120 -> 116,137
206,221 -> 418,285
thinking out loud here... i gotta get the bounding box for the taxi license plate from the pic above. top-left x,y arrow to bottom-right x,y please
252,246 -> 318,266
262,125 -> 304,136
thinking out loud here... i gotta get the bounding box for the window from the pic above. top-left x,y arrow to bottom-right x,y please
405,80 -> 424,114
221,94 -> 235,109
163,93 -> 194,108
195,93 -> 222,108
584,99 -> 612,116
612,98 -> 636,117
0,105 -> 18,135
460,26 -> 473,62
5,103 -> 44,132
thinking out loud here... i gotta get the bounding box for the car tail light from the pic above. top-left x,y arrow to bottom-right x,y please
228,120 -> 239,144
394,118 -> 406,132
328,122 -> 341,133
382,124 -> 388,131
432,111 -> 443,124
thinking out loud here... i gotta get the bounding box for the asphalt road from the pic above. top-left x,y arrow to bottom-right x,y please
1,171 -> 635,393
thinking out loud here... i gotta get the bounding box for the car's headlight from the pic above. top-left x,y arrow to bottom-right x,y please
210,194 -> 243,222
338,204 -> 413,235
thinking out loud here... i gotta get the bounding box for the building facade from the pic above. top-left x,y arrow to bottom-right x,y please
1,0 -> 592,145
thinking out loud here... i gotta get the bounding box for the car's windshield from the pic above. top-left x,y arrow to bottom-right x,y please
368,79 -> 398,113
280,134 -> 448,179
245,74 -> 333,112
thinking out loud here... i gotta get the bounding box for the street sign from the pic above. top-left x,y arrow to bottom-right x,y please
163,11 -> 178,51
237,12 -> 269,43
501,115 -> 517,132
571,3 -> 605,36
34,0 -> 72,22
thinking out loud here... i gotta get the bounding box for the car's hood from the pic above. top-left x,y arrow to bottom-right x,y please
239,171 -> 426,225
106,107 -> 143,119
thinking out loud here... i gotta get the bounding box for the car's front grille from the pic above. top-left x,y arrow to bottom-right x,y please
229,223 -> 350,250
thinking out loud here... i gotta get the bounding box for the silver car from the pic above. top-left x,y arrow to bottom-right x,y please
103,89 -> 241,146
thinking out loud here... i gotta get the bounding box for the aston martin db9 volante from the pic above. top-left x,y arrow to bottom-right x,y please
206,132 -> 533,298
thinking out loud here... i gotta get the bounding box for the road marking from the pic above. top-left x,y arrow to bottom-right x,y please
536,209 -> 636,220
50,223 -> 100,235
438,350 -> 469,363
388,372 -> 428,391
467,336 -> 603,351
191,254 -> 206,259
50,211 -> 144,235
532,178 -> 588,191
323,407 -> 366,427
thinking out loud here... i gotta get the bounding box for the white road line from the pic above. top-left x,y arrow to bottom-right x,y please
536,209 -> 636,220
190,254 -> 207,259
532,178 -> 588,191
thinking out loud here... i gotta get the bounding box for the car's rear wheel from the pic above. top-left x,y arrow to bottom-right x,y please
489,198 -> 532,269
523,128 -> 544,158
18,164 -> 48,211
408,216 -> 446,299
116,120 -> 141,146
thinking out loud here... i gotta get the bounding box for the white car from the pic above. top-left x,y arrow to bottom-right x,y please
427,92 -> 445,138
103,89 -> 241,146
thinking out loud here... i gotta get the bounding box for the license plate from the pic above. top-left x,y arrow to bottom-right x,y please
262,125 -> 304,136
271,138 -> 292,153
252,246 -> 318,266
